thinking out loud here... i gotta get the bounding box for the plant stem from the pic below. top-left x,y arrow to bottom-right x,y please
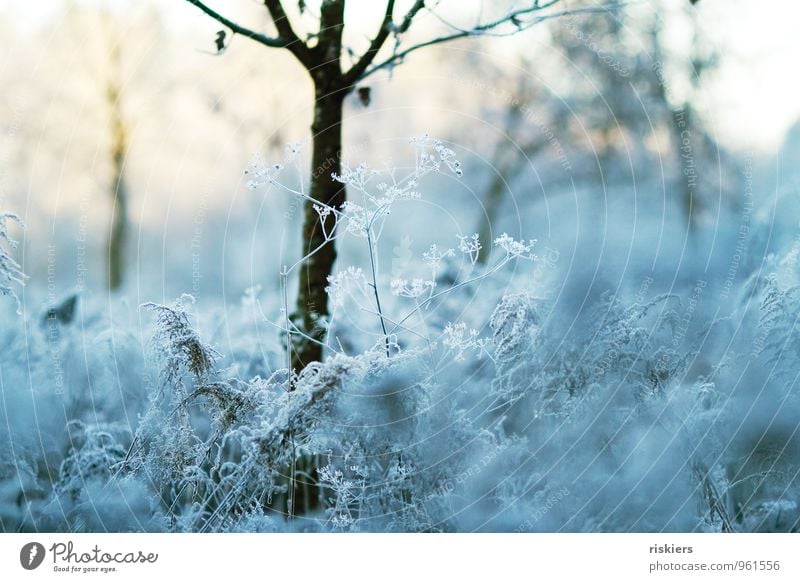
280,266 -> 292,374
388,256 -> 512,336
366,226 -> 390,356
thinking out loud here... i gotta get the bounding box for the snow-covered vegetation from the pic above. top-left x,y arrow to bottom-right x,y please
3,134 -> 800,532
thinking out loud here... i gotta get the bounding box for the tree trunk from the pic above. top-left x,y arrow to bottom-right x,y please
107,84 -> 128,291
287,82 -> 349,517
671,103 -> 697,232
291,83 -> 349,370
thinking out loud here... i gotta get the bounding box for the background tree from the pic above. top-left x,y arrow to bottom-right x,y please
58,4 -> 135,292
470,1 -> 737,249
184,0 -> 620,370
105,32 -> 129,291
48,3 -> 164,292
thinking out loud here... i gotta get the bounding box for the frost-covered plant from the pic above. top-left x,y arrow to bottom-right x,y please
442,321 -> 491,363
588,291 -> 685,402
238,138 -> 550,527
54,421 -> 128,503
754,274 -> 800,371
488,292 -> 543,406
0,212 -> 27,310
458,233 -> 482,266
481,289 -> 690,431
705,272 -> 800,530
13,132 -> 800,534
142,294 -> 220,388
249,137 -> 535,367
83,296 -> 282,532
119,296 -> 229,518
327,137 -> 467,355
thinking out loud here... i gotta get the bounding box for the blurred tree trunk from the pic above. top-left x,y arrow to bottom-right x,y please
477,171 -> 508,265
476,96 -> 549,264
106,43 -> 128,291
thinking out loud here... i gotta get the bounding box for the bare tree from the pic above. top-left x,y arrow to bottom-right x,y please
184,0 -> 619,370
55,4 -> 164,292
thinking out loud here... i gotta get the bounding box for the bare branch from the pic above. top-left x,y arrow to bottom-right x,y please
343,0 -> 427,85
263,0 -> 315,68
396,0 -> 427,35
343,0 -> 396,86
358,2 -> 627,82
184,0 -> 289,49
430,0 -> 561,36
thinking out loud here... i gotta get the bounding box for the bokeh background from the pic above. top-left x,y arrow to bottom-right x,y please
3,0 -> 799,303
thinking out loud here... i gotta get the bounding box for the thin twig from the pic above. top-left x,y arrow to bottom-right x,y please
388,254 -> 518,335
366,226 -> 390,356
184,0 -> 289,48
359,3 -> 629,81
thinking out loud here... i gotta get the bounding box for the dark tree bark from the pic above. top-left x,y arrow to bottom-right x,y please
289,0 -> 351,369
291,85 -> 349,369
